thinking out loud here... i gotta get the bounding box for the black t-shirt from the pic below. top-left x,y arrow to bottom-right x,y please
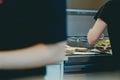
95,0 -> 120,55
0,0 -> 66,79
94,0 -> 120,60
0,0 -> 66,50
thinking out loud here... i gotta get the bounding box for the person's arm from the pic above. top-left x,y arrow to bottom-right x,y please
87,18 -> 107,44
0,41 -> 66,70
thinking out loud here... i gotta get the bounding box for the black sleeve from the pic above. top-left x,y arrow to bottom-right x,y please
94,1 -> 113,25
20,0 -> 67,47
29,0 -> 67,44
0,0 -> 67,50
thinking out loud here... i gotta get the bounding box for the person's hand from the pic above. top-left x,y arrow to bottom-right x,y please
99,33 -> 104,39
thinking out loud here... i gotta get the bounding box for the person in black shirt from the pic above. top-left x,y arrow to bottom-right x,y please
0,0 -> 66,79
87,0 -> 120,69
87,0 -> 120,54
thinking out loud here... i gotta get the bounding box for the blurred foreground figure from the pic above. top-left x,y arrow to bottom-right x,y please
0,0 -> 66,79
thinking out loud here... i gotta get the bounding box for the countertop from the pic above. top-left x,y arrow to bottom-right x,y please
64,70 -> 120,80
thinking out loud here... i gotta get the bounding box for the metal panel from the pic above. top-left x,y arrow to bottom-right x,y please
67,9 -> 108,36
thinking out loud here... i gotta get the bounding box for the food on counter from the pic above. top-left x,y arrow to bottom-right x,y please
65,47 -> 75,55
94,39 -> 111,47
94,39 -> 111,52
65,45 -> 88,55
74,47 -> 88,52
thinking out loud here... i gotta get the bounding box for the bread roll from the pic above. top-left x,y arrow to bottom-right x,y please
74,47 -> 88,52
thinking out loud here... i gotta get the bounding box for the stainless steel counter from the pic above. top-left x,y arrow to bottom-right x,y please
64,70 -> 120,80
